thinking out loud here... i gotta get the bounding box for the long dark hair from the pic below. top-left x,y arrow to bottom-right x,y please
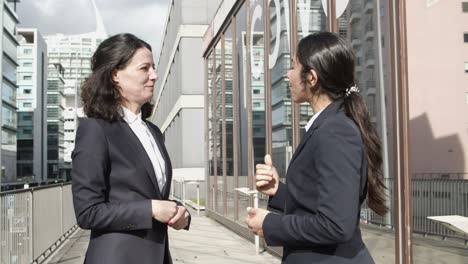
81,33 -> 154,122
297,32 -> 388,216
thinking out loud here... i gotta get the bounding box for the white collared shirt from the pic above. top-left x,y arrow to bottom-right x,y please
305,106 -> 327,132
122,107 -> 166,191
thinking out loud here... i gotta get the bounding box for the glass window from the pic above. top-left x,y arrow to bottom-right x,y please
207,52 -> 215,211
465,62 -> 468,73
463,2 -> 468,12
3,57 -> 17,83
2,105 -> 17,128
465,33 -> 468,43
270,0 -> 293,179
224,22 -> 235,220
3,35 -> 18,61
215,39 -> 223,214
235,4 -> 249,222
2,80 -> 16,105
296,0 -> 326,138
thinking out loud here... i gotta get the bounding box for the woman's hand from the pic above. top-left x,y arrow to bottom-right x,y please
245,207 -> 270,237
255,154 -> 279,196
168,206 -> 190,230
151,200 -> 178,223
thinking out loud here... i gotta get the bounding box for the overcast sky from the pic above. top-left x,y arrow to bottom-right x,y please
17,0 -> 170,61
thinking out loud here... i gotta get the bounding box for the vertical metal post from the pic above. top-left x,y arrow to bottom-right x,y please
254,192 -> 259,254
182,181 -> 186,206
389,0 -> 412,263
197,184 -> 200,216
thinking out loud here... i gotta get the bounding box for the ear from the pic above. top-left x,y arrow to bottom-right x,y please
308,69 -> 318,88
112,69 -> 120,83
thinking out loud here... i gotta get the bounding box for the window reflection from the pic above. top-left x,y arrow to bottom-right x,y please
215,41 -> 223,214
295,0 -> 326,138
207,53 -> 215,211
236,5 -> 249,222
224,24 -> 235,220
270,0 -> 293,179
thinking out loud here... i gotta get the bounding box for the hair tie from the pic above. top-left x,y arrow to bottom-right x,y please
345,85 -> 360,97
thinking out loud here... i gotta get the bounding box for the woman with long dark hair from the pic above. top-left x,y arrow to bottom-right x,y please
72,33 -> 190,264
246,31 -> 387,263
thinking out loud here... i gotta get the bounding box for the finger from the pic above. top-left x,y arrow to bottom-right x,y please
168,208 -> 183,225
256,180 -> 270,187
247,207 -> 256,216
173,211 -> 189,230
172,219 -> 186,230
255,174 -> 273,181
256,164 -> 272,171
264,154 -> 272,166
256,169 -> 273,176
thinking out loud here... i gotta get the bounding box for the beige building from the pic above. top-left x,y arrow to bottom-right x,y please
407,1 -> 468,179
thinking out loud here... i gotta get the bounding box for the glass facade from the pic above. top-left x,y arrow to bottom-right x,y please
203,0 -> 468,262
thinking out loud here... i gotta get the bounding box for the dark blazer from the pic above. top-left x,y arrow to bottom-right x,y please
263,100 -> 374,264
72,117 -> 189,264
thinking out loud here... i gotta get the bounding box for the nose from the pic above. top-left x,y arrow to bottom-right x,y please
149,68 -> 158,81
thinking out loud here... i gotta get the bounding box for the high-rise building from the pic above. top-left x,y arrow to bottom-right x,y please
16,28 -> 48,184
0,0 -> 20,185
46,63 -> 66,181
44,0 -> 107,175
151,0 -> 221,187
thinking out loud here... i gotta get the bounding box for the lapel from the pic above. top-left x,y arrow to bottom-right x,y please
144,120 -> 173,199
288,100 -> 344,168
119,120 -> 163,199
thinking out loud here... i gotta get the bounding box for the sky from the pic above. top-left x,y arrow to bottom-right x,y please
17,0 -> 170,61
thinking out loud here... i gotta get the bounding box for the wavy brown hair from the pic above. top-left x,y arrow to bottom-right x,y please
81,33 -> 154,122
297,32 -> 388,216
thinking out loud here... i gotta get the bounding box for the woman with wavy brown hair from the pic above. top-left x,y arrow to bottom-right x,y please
246,32 -> 387,263
72,33 -> 190,264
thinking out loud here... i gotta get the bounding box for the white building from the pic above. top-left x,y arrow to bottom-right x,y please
44,0 -> 107,171
151,0 -> 220,189
16,28 -> 48,183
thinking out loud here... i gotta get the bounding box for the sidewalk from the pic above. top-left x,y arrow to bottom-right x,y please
43,214 -> 468,264
44,213 -> 279,264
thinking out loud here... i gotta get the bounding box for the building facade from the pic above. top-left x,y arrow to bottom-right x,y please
151,0 -> 221,189
16,28 -> 48,184
44,0 -> 107,175
46,63 -> 66,181
0,0 -> 20,184
406,0 -> 468,179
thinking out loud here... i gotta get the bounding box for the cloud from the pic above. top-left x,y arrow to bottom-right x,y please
17,0 -> 170,60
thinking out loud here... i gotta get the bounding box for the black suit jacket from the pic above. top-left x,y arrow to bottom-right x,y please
72,118 -> 189,264
263,101 -> 374,264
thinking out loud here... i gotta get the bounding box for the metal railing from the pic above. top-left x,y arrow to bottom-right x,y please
0,183 -> 77,264
171,180 -> 206,216
361,178 -> 468,242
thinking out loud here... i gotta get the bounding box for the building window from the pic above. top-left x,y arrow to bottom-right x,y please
23,75 -> 32,81
23,62 -> 32,67
463,2 -> 468,12
465,33 -> 468,43
24,89 -> 32,94
23,48 -> 32,54
465,62 -> 468,73
23,102 -> 32,108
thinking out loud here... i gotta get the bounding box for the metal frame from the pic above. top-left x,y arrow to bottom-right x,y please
389,0 -> 412,263
232,14 -> 240,221
212,46 -> 218,213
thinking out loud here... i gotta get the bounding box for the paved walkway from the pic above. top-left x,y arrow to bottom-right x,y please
44,213 -> 468,264
44,213 -> 279,264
